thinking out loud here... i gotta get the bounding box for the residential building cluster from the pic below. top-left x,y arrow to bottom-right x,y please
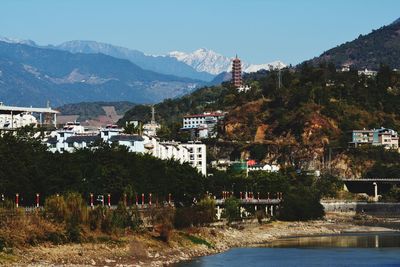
350,127 -> 399,150
45,122 -> 207,176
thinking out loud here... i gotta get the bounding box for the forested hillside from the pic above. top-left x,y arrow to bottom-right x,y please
120,64 -> 400,177
309,18 -> 400,69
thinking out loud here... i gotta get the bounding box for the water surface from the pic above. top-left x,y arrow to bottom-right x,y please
175,233 -> 400,267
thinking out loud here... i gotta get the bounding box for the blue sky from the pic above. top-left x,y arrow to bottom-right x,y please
1,0 -> 399,65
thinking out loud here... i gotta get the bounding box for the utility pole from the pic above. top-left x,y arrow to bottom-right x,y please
151,105 -> 156,124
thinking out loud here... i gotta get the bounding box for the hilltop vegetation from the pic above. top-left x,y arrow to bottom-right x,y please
309,19 -> 400,69
120,63 -> 400,177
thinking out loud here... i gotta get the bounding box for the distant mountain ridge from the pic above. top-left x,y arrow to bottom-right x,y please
0,41 -> 202,107
0,36 -> 286,81
56,40 -> 215,82
168,48 -> 286,75
309,17 -> 400,70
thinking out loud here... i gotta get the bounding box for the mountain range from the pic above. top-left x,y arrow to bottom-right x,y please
0,41 -> 201,106
55,41 -> 215,82
56,42 -> 285,78
0,37 -> 285,80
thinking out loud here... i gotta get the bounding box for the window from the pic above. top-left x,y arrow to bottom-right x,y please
190,155 -> 194,160
68,143 -> 74,147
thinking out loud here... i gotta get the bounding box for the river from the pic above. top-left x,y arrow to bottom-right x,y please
175,232 -> 400,266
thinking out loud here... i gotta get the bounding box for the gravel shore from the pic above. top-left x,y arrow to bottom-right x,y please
1,214 -> 398,266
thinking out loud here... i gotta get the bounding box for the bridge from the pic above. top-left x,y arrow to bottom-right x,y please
341,178 -> 400,201
214,193 -> 282,219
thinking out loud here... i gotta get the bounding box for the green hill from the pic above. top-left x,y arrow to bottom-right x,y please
120,64 -> 400,178
309,18 -> 400,69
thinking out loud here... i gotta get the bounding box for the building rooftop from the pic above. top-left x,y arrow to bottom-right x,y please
183,112 -> 225,118
0,104 -> 59,114
109,135 -> 144,142
65,135 -> 101,144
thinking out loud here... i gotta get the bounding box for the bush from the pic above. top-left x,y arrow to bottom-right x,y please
279,186 -> 324,221
64,192 -> 87,242
174,207 -> 196,229
151,207 -> 174,242
100,209 -> 113,234
224,197 -> 240,223
88,206 -> 104,231
174,197 -> 216,229
112,202 -> 132,229
195,197 -> 216,225
255,210 -> 265,224
44,195 -> 67,223
65,192 -> 87,225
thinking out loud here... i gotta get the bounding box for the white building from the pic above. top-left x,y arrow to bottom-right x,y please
350,127 -> 399,150
182,112 -> 225,139
0,112 -> 37,128
0,103 -> 59,129
358,68 -> 377,77
45,123 -> 207,176
148,139 -> 207,176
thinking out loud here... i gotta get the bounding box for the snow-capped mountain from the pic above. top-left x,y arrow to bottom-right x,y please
168,48 -> 232,75
167,48 -> 286,75
0,36 -> 37,46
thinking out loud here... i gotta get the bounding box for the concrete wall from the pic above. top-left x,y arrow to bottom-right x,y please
322,201 -> 400,216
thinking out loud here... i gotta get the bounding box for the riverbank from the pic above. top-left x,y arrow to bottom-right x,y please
0,214 -> 398,266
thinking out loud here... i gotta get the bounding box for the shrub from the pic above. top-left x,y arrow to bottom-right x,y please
100,208 -> 113,234
64,192 -> 87,242
195,197 -> 216,225
255,210 -> 265,224
112,202 -> 131,229
88,206 -> 104,231
223,197 -> 240,223
65,192 -> 87,225
44,195 -> 67,223
174,207 -> 196,229
151,207 -> 174,242
279,186 -> 324,221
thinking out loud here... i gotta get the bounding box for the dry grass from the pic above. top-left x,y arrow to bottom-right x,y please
0,209 -> 65,248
